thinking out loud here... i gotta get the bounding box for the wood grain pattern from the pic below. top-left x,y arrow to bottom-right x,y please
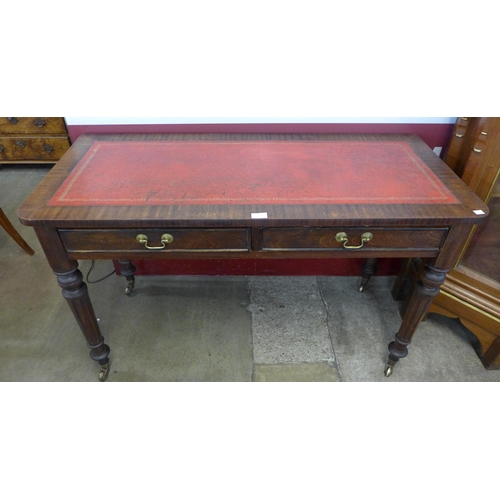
261,227 -> 447,251
18,133 -> 488,229
428,118 -> 500,370
0,136 -> 71,161
17,133 -> 490,380
61,228 -> 251,253
0,117 -> 67,135
0,117 -> 71,165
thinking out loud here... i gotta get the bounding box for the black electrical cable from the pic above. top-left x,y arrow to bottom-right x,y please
86,260 -> 116,284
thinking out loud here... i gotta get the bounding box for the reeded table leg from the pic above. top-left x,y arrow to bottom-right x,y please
34,227 -> 110,381
56,265 -> 111,381
385,263 -> 448,377
119,260 -> 136,295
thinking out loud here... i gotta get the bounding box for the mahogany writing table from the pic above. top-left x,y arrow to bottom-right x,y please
18,133 -> 489,381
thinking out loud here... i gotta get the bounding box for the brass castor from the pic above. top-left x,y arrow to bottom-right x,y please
384,365 -> 393,377
359,284 -> 366,293
124,279 -> 135,295
98,362 -> 110,382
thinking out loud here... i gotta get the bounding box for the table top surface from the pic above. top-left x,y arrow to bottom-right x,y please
18,133 -> 488,228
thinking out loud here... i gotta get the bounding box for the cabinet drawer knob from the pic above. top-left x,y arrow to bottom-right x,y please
136,233 -> 174,249
34,118 -> 46,128
335,232 -> 373,249
473,148 -> 482,153
16,139 -> 27,149
43,143 -> 54,153
0,145 -> 4,153
7,117 -> 18,124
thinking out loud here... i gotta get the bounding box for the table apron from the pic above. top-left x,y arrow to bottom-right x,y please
65,249 -> 442,261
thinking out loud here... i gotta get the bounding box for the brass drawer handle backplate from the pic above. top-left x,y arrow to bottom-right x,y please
34,118 -> 46,128
136,233 -> 174,250
16,139 -> 27,149
335,231 -> 373,249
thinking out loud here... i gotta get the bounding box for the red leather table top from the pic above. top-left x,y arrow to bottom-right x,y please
48,140 -> 458,207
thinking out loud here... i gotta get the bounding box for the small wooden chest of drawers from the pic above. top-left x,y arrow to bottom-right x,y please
0,117 -> 71,164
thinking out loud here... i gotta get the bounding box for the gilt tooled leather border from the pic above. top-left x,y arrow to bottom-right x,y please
48,140 -> 459,206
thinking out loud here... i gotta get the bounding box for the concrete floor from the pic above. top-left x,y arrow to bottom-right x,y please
2,165 -> 500,382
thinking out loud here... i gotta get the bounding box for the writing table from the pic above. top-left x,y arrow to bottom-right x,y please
18,133 -> 488,381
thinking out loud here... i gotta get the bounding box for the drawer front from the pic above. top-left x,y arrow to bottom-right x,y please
261,227 -> 448,251
60,228 -> 251,253
0,136 -> 71,161
0,117 -> 67,134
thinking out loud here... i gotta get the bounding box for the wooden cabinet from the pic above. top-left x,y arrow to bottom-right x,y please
0,117 -> 71,164
428,117 -> 500,369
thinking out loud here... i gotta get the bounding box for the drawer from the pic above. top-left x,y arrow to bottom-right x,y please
60,228 -> 251,253
0,117 -> 67,134
0,136 -> 71,161
261,227 -> 448,251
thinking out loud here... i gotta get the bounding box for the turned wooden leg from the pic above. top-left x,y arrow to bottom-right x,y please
359,258 -> 378,292
56,264 -> 110,381
385,263 -> 449,377
119,259 -> 136,295
34,227 -> 111,381
0,207 -> 34,255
